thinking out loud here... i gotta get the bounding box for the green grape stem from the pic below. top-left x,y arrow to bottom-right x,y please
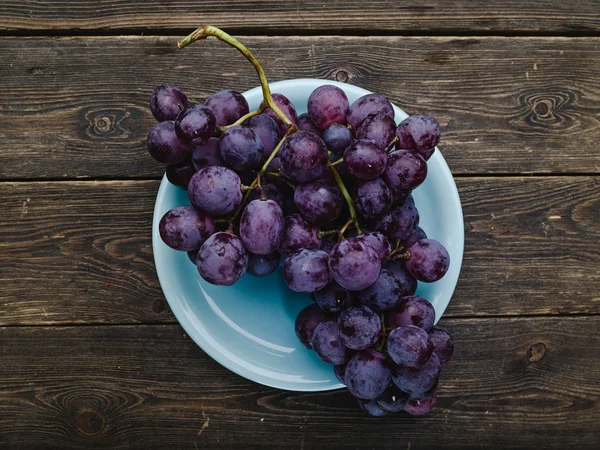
329,165 -> 362,235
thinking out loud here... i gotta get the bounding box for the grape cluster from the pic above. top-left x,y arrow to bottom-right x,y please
148,80 -> 454,417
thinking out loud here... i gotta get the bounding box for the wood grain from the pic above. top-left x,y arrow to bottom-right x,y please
1,1 -> 599,33
0,317 -> 598,448
0,177 -> 597,326
0,36 -> 599,179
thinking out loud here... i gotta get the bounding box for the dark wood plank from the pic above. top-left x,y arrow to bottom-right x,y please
0,317 -> 598,448
1,1 -> 599,33
0,36 -> 599,178
0,177 -> 598,325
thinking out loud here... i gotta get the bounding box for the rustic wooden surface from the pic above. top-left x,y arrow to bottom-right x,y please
0,2 -> 599,449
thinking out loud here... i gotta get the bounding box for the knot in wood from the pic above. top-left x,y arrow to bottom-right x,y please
335,70 -> 349,83
76,408 -> 107,436
527,342 -> 546,362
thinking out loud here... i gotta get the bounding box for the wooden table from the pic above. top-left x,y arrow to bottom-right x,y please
1,2 -> 599,448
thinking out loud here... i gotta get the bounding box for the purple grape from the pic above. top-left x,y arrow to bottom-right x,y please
147,121 -> 192,165
356,232 -> 391,261
297,113 -> 323,136
247,251 -> 281,277
353,177 -> 393,218
390,187 -> 410,206
382,260 -> 417,297
358,399 -> 388,417
243,113 -> 281,157
159,206 -> 215,251
295,303 -> 327,349
338,305 -> 381,350
396,115 -> 441,156
279,131 -> 328,183
428,326 -> 455,364
203,90 -> 249,126
387,325 -> 433,368
347,94 -> 395,130
402,226 -> 428,249
345,349 -> 391,400
174,105 -> 216,143
387,198 -> 419,240
393,352 -> 441,397
261,93 -> 298,135
187,249 -> 198,265
314,281 -> 353,313
383,150 -> 427,192
375,384 -> 410,413
279,214 -> 322,256
248,183 -> 284,210
166,159 -> 196,190
150,84 -> 189,122
284,249 -> 332,293
358,269 -> 403,312
421,147 -> 436,161
294,179 -> 342,225
311,320 -> 354,365
343,139 -> 388,180
356,113 -> 396,150
334,364 -> 347,385
329,237 -> 382,291
405,239 -> 450,282
219,126 -> 263,172
188,166 -> 242,216
404,390 -> 437,415
197,232 -> 248,286
192,137 -> 224,170
307,85 -> 349,130
239,199 -> 284,255
387,296 -> 436,331
323,123 -> 352,155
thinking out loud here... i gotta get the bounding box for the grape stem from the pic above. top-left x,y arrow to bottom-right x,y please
389,249 -> 411,261
317,229 -> 341,239
384,136 -> 399,153
327,157 -> 344,167
338,218 -> 354,241
329,165 -> 362,235
266,171 -> 297,190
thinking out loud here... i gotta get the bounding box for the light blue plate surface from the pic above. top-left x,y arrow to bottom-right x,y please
152,79 -> 464,392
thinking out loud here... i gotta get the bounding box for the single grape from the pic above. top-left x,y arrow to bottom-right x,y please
356,113 -> 396,150
402,226 -> 428,249
358,269 -> 403,312
343,139 -> 388,180
192,137 -> 224,170
295,303 -> 327,349
375,384 -> 410,413
294,179 -> 342,224
405,239 -> 450,282
329,237 -> 382,291
387,296 -> 435,331
187,249 -> 198,265
347,94 -> 395,130
353,177 -> 393,218
150,84 -> 189,122
243,113 -> 281,157
279,131 -> 328,183
396,114 -> 441,156
159,205 -> 215,252
334,364 -> 347,385
387,198 -> 419,240
323,123 -> 352,155
358,399 -> 388,417
382,260 -> 417,297
356,232 -> 391,261
387,325 -> 433,368
203,89 -> 249,126
345,349 -> 391,400
404,390 -> 437,416
383,150 -> 427,192
261,93 -> 298,135
311,320 -> 354,365
296,113 -> 323,136
147,121 -> 192,165
239,199 -> 284,255
197,232 -> 248,286
428,326 -> 455,364
284,249 -> 332,293
279,214 -> 322,256
174,105 -> 216,143
307,84 -> 349,129
392,353 -> 441,397
188,166 -> 242,216
219,126 -> 263,172
338,305 -> 381,350
248,183 -> 285,210
314,281 -> 353,313
166,159 -> 196,190
247,251 -> 281,277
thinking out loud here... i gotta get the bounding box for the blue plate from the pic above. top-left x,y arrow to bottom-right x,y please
153,79 -> 464,391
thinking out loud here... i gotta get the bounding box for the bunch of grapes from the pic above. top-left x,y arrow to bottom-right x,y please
147,25 -> 455,417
